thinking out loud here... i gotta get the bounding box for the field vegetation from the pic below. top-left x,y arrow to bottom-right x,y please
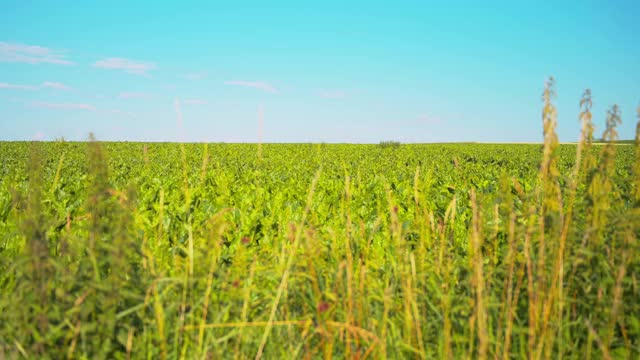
1,79 -> 639,358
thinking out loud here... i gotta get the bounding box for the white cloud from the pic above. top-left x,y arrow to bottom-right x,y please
32,102 -> 95,111
41,81 -> 71,90
224,80 -> 278,93
0,41 -> 74,65
93,57 -> 156,76
1,81 -> 71,91
318,89 -> 348,99
416,113 -> 442,124
109,109 -> 135,118
183,99 -> 208,105
0,82 -> 37,90
118,92 -> 148,99
182,71 -> 208,80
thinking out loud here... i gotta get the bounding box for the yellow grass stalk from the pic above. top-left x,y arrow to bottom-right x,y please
633,105 -> 640,202
254,170 -> 321,360
470,189 -> 488,360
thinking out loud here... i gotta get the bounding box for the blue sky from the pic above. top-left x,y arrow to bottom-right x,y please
1,0 -> 639,142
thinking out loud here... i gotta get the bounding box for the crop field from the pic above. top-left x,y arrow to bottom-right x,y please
1,88 -> 640,359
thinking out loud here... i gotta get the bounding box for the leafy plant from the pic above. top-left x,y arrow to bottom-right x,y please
0,80 -> 638,359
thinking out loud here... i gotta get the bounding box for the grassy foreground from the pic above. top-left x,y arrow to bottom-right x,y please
1,82 -> 640,359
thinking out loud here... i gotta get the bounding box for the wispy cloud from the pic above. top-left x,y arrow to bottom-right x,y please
175,98 -> 184,141
224,80 -> 278,94
32,102 -> 96,111
183,99 -> 208,105
108,109 -> 135,118
41,81 -> 71,90
318,89 -> 348,99
0,41 -> 74,65
182,71 -> 208,80
1,81 -> 71,91
0,82 -> 37,90
118,92 -> 149,99
93,57 -> 156,76
415,113 -> 442,124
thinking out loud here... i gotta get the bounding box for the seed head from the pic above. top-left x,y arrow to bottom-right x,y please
317,301 -> 329,313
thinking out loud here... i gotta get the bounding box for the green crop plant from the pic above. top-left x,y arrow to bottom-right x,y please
0,79 -> 639,359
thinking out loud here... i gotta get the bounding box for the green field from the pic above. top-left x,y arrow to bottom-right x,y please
1,98 -> 640,358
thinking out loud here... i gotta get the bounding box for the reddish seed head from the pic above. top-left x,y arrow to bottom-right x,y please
393,206 -> 398,213
232,280 -> 240,288
317,302 -> 329,313
241,237 -> 250,245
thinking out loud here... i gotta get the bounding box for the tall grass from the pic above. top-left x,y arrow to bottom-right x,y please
0,79 -> 639,358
